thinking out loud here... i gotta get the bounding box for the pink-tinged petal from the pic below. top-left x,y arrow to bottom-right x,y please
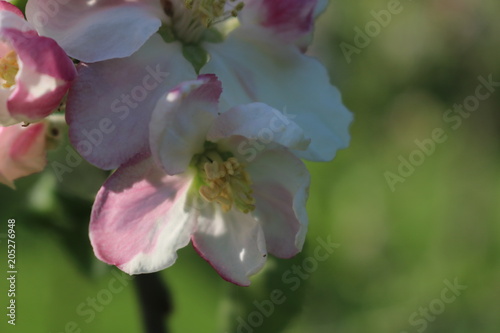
150,74 -> 221,175
26,0 -> 163,62
0,1 -> 24,19
206,102 -> 309,152
3,28 -> 76,81
66,35 -> 196,170
197,47 -> 257,110
7,78 -> 70,123
0,28 -> 75,123
192,206 -> 267,286
0,7 -> 32,32
0,122 -> 47,188
240,0 -> 317,44
202,35 -> 353,162
247,148 -> 310,258
90,156 -> 196,274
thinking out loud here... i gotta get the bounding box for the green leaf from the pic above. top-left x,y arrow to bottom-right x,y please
182,44 -> 209,74
10,0 -> 27,13
203,28 -> 225,43
158,24 -> 176,43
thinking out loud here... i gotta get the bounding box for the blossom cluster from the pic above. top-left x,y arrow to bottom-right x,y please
0,0 -> 352,285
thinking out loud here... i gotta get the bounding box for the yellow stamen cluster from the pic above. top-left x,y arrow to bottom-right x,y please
184,0 -> 244,27
0,51 -> 19,89
198,151 -> 255,213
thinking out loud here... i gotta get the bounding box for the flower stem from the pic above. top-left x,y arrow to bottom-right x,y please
134,273 -> 173,333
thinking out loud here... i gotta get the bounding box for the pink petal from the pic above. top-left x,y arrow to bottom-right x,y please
0,122 -> 47,188
3,29 -> 75,81
26,0 -> 163,62
66,35 -> 196,170
247,148 -> 310,258
150,74 -> 222,175
0,5 -> 32,32
90,156 -> 196,274
192,206 -> 267,286
7,79 -> 71,123
206,102 -> 310,154
241,0 -> 317,44
1,28 -> 76,123
0,1 -> 24,18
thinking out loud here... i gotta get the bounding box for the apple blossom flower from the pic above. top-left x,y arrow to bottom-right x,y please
0,1 -> 76,126
0,118 -> 63,188
26,0 -> 352,169
64,36 -> 196,170
90,75 -> 310,286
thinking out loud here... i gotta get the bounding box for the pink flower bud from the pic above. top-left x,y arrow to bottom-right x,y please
0,121 -> 48,188
0,1 -> 76,126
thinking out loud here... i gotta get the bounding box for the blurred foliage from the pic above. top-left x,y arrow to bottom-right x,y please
1,0 -> 499,332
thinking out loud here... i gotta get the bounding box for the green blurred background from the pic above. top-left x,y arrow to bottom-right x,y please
1,0 -> 499,332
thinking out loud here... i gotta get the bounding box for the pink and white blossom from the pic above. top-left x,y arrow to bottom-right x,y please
0,121 -> 48,188
65,35 -> 196,169
26,0 -> 352,169
90,75 -> 310,285
0,1 -> 75,126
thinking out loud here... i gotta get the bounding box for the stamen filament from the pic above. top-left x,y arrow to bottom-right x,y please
165,0 -> 245,43
197,149 -> 255,213
0,51 -> 19,89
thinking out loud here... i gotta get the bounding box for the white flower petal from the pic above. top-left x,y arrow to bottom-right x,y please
202,34 -> 353,161
206,102 -> 310,152
247,148 -> 310,258
26,0 -> 163,62
192,206 -> 267,286
150,74 -> 221,175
